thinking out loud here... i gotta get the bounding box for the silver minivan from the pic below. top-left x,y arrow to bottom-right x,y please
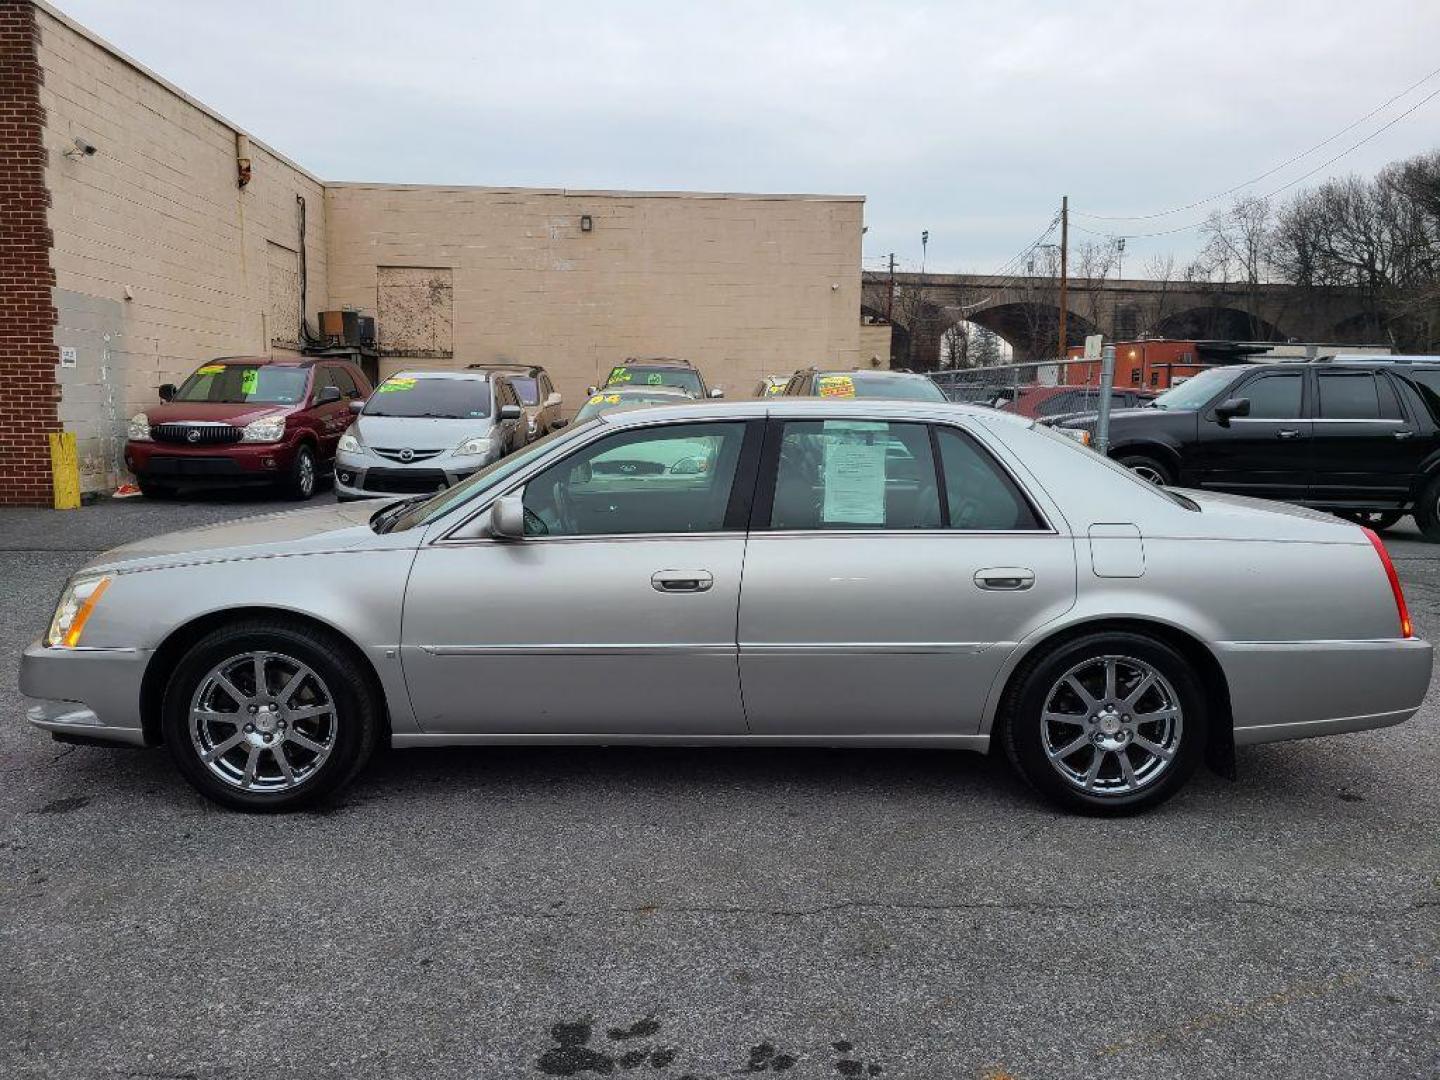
334,370 -> 525,500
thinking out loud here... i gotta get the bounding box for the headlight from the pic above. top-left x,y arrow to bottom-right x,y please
1059,428 -> 1092,446
526,417 -> 539,436
240,416 -> 286,443
455,436 -> 493,457
46,575 -> 112,648
127,414 -> 152,441
338,432 -> 364,454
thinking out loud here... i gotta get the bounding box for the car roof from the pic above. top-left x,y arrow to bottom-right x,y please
207,355 -> 312,368
592,385 -> 694,397
465,362 -> 543,374
618,358 -> 695,369
386,369 -> 499,383
811,368 -> 933,379
595,396 -> 1024,428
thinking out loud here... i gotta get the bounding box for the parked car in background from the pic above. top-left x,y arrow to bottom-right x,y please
1001,384 -> 1155,419
574,385 -> 696,423
464,362 -> 563,441
1053,359 -> 1440,537
781,367 -> 948,401
27,399 -> 1428,814
594,357 -> 723,398
753,375 -> 790,397
334,370 -> 524,500
125,356 -> 371,500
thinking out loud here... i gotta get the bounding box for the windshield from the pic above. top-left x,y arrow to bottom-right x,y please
507,377 -> 540,406
813,372 -> 946,401
364,376 -> 491,419
575,391 -> 688,422
1149,366 -> 1236,410
605,365 -> 704,396
173,363 -> 308,405
384,420 -> 600,532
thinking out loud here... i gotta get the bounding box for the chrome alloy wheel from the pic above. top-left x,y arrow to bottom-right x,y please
1128,464 -> 1166,486
1040,654 -> 1183,796
189,651 -> 336,793
296,452 -> 316,497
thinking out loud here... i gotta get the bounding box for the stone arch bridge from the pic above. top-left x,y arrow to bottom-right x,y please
861,271 -> 1377,368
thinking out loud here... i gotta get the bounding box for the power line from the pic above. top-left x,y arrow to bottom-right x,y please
1073,63 -> 1440,223
1072,82 -> 1440,242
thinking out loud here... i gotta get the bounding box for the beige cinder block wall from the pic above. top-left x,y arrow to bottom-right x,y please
35,2 -> 328,491
325,184 -> 863,408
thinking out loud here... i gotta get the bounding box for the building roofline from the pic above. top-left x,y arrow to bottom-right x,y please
31,0 -> 325,186
324,181 -> 864,202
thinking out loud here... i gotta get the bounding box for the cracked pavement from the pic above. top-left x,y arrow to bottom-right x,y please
1,494 -> 1437,1079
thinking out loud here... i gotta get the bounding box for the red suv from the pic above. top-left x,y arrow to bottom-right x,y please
125,356 -> 372,499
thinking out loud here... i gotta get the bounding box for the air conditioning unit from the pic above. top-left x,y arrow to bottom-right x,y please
318,309 -> 365,347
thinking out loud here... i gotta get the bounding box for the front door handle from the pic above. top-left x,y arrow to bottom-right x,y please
1394,429 -> 1415,440
652,569 -> 713,593
974,567 -> 1035,591
1276,429 -> 1302,439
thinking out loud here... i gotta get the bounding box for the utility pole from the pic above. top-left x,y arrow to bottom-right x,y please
885,252 -> 896,323
1056,195 -> 1069,362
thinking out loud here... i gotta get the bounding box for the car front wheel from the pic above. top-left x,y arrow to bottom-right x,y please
161,619 -> 380,811
1116,454 -> 1173,486
1000,632 -> 1206,815
284,445 -> 318,500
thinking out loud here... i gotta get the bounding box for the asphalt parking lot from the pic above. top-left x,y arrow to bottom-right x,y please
2,492 -> 1437,1080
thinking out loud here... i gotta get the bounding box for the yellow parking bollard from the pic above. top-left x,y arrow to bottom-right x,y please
48,431 -> 81,510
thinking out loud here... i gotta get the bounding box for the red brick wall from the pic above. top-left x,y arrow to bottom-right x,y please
0,0 -> 57,506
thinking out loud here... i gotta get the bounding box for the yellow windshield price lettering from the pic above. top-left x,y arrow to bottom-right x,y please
240,370 -> 258,394
196,365 -> 224,375
817,375 -> 856,398
378,378 -> 417,393
608,367 -> 632,383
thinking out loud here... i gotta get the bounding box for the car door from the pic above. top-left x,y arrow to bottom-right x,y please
1308,369 -> 1422,507
1193,369 -> 1310,500
400,418 -> 761,734
310,366 -> 352,461
737,417 -> 1076,736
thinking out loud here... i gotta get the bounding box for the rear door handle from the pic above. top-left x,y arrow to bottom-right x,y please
1276,429 -> 1302,440
974,567 -> 1035,591
652,569 -> 713,593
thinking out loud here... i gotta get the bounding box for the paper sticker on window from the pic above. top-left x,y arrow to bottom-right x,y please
608,366 -> 632,383
240,370 -> 258,395
817,375 -> 856,398
822,423 -> 887,524
196,365 -> 224,376
378,378 -> 417,393
645,373 -> 664,385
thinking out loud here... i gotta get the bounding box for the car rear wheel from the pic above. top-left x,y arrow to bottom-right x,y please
284,445 -> 317,500
1116,454 -> 1173,486
161,619 -> 380,811
1414,476 -> 1440,542
1335,510 -> 1404,531
1000,632 -> 1206,815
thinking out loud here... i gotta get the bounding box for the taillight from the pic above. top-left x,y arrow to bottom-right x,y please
1362,527 -> 1412,639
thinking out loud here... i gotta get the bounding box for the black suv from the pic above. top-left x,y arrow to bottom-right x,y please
1053,358 -> 1440,537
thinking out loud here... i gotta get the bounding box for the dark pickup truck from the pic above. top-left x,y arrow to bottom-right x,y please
1052,358 -> 1440,539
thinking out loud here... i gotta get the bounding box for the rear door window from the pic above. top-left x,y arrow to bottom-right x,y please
768,420 -> 941,530
935,426 -> 1045,530
1317,372 -> 1400,420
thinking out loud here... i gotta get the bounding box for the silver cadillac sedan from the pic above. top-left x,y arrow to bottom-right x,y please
21,399 -> 1431,814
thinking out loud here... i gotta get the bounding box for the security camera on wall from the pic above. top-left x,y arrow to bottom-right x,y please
64,137 -> 97,159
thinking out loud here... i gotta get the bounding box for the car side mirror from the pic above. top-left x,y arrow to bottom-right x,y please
159,383 -> 176,402
585,385 -> 598,395
1214,397 -> 1251,424
348,399 -> 365,415
551,417 -> 569,429
487,493 -> 526,540
315,385 -> 342,405
545,392 -> 562,407
499,404 -> 522,421
709,387 -> 725,399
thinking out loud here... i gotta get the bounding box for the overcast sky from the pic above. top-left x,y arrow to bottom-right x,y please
55,0 -> 1440,276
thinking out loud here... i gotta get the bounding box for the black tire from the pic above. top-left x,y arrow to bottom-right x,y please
1335,509 -> 1404,531
137,477 -> 175,499
999,631 -> 1207,815
161,618 -> 380,812
1415,475 -> 1440,542
1115,454 -> 1173,487
284,444 -> 318,500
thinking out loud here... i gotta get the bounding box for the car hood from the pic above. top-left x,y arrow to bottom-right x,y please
1055,406 -> 1170,428
80,501 -> 414,575
141,401 -> 293,426
355,415 -> 493,448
